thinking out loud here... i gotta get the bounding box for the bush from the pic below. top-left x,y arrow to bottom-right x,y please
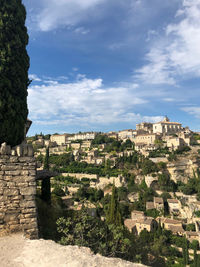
52,185 -> 65,197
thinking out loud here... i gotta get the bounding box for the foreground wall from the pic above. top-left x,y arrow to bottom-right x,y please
0,143 -> 38,238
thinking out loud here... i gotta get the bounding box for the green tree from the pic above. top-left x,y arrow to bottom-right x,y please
106,184 -> 122,225
0,0 -> 30,146
193,241 -> 198,267
182,236 -> 189,266
41,147 -> 51,203
57,208 -> 135,261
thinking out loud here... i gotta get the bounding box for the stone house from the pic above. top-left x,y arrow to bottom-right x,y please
81,141 -> 92,149
50,134 -> 68,146
87,150 -> 99,158
158,217 -> 184,235
167,199 -> 181,215
134,217 -> 157,235
146,197 -> 164,211
135,133 -> 160,146
154,197 -> 164,210
164,136 -> 185,150
185,231 -> 200,243
71,143 -> 81,150
67,132 -> 97,141
131,210 -> 145,220
106,132 -> 118,139
124,219 -> 137,232
125,211 -> 157,235
146,202 -> 155,210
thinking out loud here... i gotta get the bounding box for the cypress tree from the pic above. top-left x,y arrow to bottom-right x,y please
183,236 -> 189,266
106,184 -> 122,226
0,0 -> 29,146
194,242 -> 197,267
41,147 -> 51,204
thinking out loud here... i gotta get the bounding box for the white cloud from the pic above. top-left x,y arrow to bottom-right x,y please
74,27 -> 90,35
28,75 -> 162,127
34,0 -> 105,31
135,0 -> 200,84
29,74 -> 42,82
182,106 -> 200,118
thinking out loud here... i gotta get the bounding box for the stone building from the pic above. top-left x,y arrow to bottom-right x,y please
50,134 -> 68,146
167,199 -> 181,215
153,116 -> 182,135
135,133 -> 160,146
67,132 -> 97,141
118,129 -> 136,141
146,197 -> 164,211
136,122 -> 153,134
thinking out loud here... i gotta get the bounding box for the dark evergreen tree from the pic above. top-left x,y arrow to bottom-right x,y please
41,147 -> 51,204
194,242 -> 198,267
182,236 -> 189,266
0,0 -> 29,146
106,184 -> 122,225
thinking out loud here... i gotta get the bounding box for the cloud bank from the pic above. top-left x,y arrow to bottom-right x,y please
28,75 -> 162,128
135,0 -> 200,84
33,0 -> 105,31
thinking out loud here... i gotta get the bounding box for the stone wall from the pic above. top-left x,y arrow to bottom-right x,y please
0,143 -> 38,239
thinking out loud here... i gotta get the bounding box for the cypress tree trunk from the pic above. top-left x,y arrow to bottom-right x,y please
0,0 -> 29,146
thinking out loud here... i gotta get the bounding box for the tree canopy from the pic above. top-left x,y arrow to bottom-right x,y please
0,0 -> 29,146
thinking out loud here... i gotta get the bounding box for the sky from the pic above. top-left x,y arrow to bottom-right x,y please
22,0 -> 200,135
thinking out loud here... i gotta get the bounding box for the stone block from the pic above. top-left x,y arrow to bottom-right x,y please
0,143 -> 11,155
22,208 -> 37,214
20,187 -> 36,196
19,157 -> 35,163
23,195 -> 35,201
28,182 -> 36,186
9,156 -> 19,163
22,144 -> 29,156
15,145 -> 23,157
28,170 -> 36,176
5,170 -> 21,176
4,214 -> 18,222
27,145 -> 34,157
7,182 -> 16,187
24,176 -> 36,182
18,182 -> 29,187
3,188 -> 19,196
11,150 -> 16,156
20,200 -> 36,208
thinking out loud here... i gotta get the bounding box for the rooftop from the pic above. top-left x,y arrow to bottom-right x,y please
167,199 -> 179,203
154,197 -> 164,204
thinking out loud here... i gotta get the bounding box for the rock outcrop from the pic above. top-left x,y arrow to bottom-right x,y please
167,154 -> 200,183
0,234 -> 147,267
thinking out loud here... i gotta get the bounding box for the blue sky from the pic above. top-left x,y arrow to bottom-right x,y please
22,0 -> 200,135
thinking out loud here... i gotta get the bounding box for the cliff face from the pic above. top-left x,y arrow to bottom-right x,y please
0,234 -> 147,267
167,151 -> 200,183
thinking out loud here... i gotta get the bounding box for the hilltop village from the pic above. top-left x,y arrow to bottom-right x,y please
28,116 -> 200,266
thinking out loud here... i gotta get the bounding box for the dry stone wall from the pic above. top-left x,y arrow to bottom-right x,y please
0,143 -> 38,239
